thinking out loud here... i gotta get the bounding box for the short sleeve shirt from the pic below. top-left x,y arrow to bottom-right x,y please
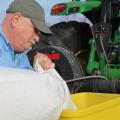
0,26 -> 33,69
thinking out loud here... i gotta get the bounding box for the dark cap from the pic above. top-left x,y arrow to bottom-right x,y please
6,0 -> 52,35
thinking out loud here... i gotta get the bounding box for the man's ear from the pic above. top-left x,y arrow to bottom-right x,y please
11,13 -> 22,27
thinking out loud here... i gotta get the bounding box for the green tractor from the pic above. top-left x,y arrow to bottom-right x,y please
28,0 -> 120,93
50,0 -> 120,80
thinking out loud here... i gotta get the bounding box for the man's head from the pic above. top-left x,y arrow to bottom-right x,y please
6,0 -> 52,35
2,0 -> 52,52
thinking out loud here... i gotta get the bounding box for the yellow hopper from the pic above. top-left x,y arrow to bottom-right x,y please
60,92 -> 120,120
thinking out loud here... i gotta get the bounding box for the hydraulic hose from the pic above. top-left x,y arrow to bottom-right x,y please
67,76 -> 120,94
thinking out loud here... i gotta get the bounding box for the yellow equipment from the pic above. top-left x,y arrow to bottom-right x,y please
60,92 -> 120,120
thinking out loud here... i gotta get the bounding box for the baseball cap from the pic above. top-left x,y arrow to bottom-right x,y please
6,0 -> 52,35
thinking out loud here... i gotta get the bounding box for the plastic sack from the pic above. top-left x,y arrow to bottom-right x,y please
0,67 -> 76,120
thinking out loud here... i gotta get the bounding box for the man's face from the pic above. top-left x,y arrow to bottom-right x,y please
11,13 -> 40,52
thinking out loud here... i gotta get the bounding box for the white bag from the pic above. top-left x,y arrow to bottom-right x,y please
0,66 -> 76,120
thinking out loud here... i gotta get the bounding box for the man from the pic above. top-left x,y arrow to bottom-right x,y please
0,0 -> 55,70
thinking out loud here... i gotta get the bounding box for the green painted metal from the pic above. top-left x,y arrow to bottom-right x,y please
51,1 -> 101,15
99,53 -> 120,79
105,65 -> 120,79
86,32 -> 120,79
87,39 -> 120,79
86,39 -> 99,75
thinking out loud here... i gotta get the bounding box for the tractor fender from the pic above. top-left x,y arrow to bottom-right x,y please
45,13 -> 93,27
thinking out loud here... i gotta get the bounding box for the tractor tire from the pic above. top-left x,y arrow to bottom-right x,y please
28,45 -> 83,81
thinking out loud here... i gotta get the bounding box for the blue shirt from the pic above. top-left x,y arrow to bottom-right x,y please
0,26 -> 33,69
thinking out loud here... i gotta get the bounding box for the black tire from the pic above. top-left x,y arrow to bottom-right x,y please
28,45 -> 83,81
29,22 -> 92,71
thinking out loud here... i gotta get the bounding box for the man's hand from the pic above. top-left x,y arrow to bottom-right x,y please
34,53 -> 55,70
